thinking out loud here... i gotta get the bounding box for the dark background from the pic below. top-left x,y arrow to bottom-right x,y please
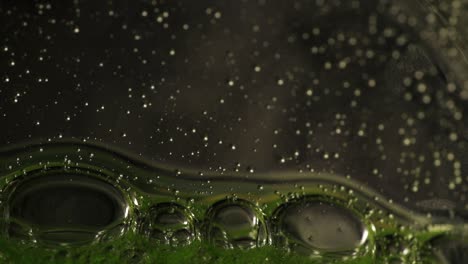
0,0 -> 467,216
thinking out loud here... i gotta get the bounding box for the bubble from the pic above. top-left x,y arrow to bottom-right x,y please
6,172 -> 129,245
272,198 -> 367,255
138,203 -> 195,246
203,199 -> 268,249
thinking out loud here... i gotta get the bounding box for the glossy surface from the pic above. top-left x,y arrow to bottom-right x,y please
203,199 -> 268,248
6,172 -> 128,244
273,199 -> 367,253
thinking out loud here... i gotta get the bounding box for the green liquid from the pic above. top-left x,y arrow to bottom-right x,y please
0,141 -> 465,263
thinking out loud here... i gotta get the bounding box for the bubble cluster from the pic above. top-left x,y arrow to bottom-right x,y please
138,203 -> 195,246
0,142 -> 465,262
4,167 -> 371,257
